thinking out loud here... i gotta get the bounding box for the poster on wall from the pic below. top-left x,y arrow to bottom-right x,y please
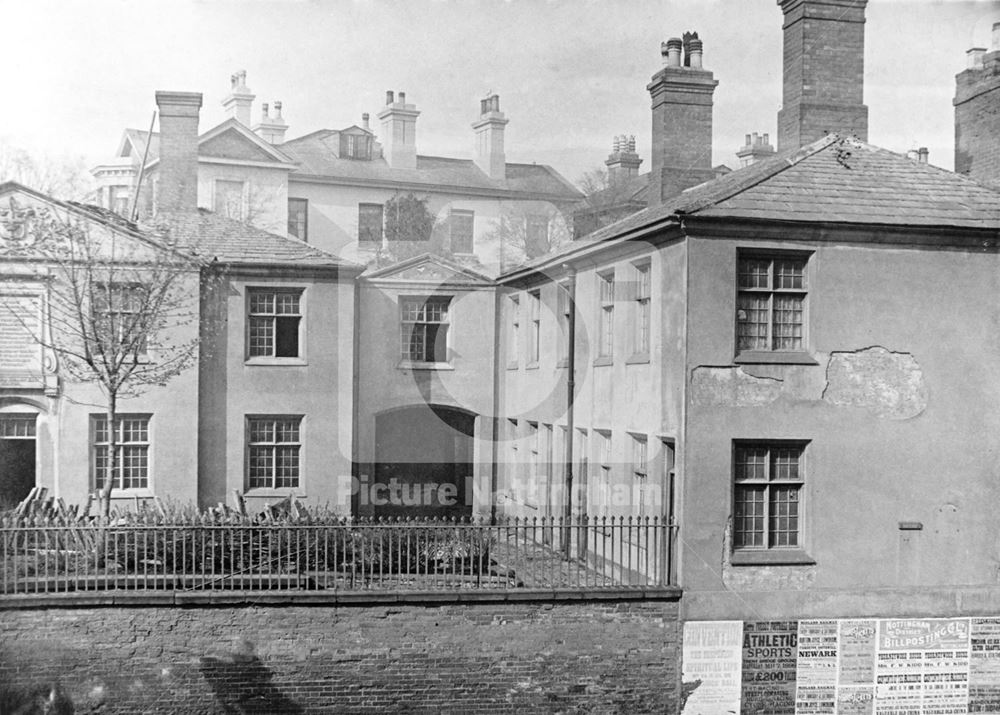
741,620 -> 798,714
681,621 -> 742,715
969,618 -> 1000,713
795,620 -> 838,713
876,619 -> 969,715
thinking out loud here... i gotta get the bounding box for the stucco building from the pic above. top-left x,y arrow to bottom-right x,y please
1,91 -> 360,514
94,76 -> 582,276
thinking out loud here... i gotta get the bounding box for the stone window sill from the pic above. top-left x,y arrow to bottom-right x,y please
593,355 -> 613,368
734,351 -> 818,366
730,549 -> 816,566
507,361 -> 519,371
245,357 -> 308,367
556,358 -> 569,369
398,361 -> 454,371
525,362 -> 539,371
625,353 -> 650,365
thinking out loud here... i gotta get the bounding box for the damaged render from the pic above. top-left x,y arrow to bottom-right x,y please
690,366 -> 783,407
822,346 -> 928,420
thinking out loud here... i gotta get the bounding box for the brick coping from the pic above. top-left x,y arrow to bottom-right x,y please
0,587 -> 682,609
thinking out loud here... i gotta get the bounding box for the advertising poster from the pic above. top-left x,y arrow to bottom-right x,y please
837,686 -> 876,715
795,620 -> 839,714
839,620 -> 878,686
741,620 -> 798,714
970,617 -> 1000,713
875,619 -> 970,715
681,620 -> 742,715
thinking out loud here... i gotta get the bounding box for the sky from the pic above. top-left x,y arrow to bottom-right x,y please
1,0 -> 998,185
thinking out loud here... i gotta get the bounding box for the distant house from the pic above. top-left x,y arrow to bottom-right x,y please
2,91 -> 361,513
94,75 -> 582,275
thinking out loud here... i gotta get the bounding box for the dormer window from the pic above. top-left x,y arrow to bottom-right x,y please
341,133 -> 372,160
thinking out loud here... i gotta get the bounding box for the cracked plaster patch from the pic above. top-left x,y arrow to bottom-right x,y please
691,366 -> 782,407
823,346 -> 927,419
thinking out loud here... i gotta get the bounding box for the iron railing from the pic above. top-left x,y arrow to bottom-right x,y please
0,515 -> 677,595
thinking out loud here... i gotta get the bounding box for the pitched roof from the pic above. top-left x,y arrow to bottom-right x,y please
363,252 -> 493,284
504,135 -> 1000,278
144,210 -> 360,270
123,120 -> 294,167
280,130 -> 582,200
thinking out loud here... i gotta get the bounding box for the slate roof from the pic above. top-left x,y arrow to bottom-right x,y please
506,135 -> 1000,277
144,210 -> 359,270
280,130 -> 582,200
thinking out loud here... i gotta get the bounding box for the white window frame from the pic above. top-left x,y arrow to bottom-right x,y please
246,415 -> 304,490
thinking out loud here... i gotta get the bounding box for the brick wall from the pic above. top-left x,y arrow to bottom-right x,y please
647,68 -> 717,206
955,52 -> 1000,189
777,0 -> 869,150
0,597 -> 680,714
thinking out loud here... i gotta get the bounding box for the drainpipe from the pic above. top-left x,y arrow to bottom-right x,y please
561,266 -> 577,557
490,285 -> 502,523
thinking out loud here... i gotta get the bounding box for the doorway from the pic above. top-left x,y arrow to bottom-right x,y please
0,414 -> 36,509
373,404 -> 475,519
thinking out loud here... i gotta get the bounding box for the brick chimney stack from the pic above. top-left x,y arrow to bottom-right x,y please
253,100 -> 288,145
605,135 -> 642,185
646,32 -> 718,206
954,22 -> 1000,189
472,93 -> 508,180
378,90 -> 420,170
222,70 -> 255,127
736,132 -> 776,167
776,0 -> 869,151
154,91 -> 202,214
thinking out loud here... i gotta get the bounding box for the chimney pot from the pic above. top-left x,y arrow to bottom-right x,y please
918,147 -> 929,163
261,102 -> 269,119
386,90 -> 394,105
481,98 -> 488,115
231,74 -> 237,89
745,134 -> 751,146
362,112 -> 370,130
763,133 -> 770,145
665,37 -> 683,67
274,101 -> 283,118
492,95 -> 500,112
993,22 -> 1000,51
968,47 -> 988,69
687,37 -> 704,69
398,91 -> 406,104
628,135 -> 636,152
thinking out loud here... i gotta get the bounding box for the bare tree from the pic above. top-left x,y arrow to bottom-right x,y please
1,203 -> 201,515
483,205 -> 573,269
0,141 -> 93,201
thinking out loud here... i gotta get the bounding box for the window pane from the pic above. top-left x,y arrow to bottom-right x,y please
771,447 -> 803,481
772,294 -> 804,350
775,260 -> 805,290
738,259 -> 770,289
734,485 -> 766,548
248,446 -> 273,488
249,293 -> 274,315
274,293 -> 300,315
248,317 -> 274,357
274,446 -> 300,488
450,211 -> 474,254
735,446 -> 768,480
288,199 -> 308,240
737,294 -> 769,351
359,204 -> 384,244
769,486 -> 800,547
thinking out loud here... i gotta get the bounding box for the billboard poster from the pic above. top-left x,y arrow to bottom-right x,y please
837,686 -> 876,715
839,620 -> 878,686
875,619 -> 969,715
681,620 -> 742,715
795,620 -> 838,714
741,620 -> 798,714
970,617 -> 1000,713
